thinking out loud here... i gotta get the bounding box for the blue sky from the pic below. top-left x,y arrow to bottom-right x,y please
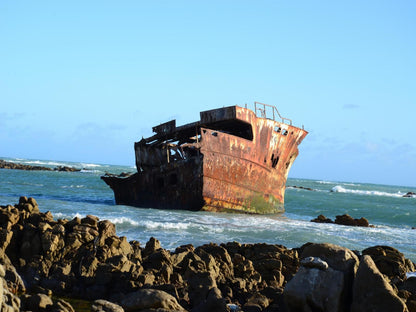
1,1 -> 415,187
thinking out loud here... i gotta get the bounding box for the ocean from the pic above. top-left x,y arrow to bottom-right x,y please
1,157 -> 415,261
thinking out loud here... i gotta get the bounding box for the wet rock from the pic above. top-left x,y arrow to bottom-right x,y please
311,214 -> 334,224
351,255 -> 408,312
335,214 -> 370,227
289,185 -> 315,191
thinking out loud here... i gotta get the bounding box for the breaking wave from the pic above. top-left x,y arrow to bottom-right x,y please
110,217 -> 139,226
143,221 -> 190,230
61,185 -> 86,189
331,185 -> 406,198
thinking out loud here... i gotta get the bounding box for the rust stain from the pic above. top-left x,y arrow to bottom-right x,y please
102,103 -> 307,214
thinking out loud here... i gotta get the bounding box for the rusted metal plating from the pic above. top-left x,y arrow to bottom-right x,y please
101,103 -> 307,214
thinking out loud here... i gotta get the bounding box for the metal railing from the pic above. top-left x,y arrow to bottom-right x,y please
254,102 -> 292,125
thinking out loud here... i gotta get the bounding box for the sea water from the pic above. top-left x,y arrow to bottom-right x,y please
1,157 -> 415,261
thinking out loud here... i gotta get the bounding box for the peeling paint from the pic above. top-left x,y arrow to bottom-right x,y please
102,103 -> 307,214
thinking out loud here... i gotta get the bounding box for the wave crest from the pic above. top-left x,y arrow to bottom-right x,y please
331,185 -> 405,198
144,221 -> 189,230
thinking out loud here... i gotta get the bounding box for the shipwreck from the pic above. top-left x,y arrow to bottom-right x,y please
102,102 -> 307,214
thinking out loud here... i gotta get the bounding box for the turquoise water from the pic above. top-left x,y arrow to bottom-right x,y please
1,157 -> 415,261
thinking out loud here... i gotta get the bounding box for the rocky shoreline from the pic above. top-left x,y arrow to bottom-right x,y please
0,197 -> 415,311
0,159 -> 80,172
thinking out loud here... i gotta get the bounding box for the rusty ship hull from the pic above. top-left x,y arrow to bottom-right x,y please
102,103 -> 307,214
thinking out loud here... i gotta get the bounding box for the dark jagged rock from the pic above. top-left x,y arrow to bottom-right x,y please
311,214 -> 372,227
0,197 -> 415,311
284,243 -> 360,312
288,185 -> 315,191
403,192 -> 416,198
335,214 -> 371,227
362,245 -> 415,280
351,255 -> 408,312
311,214 -> 334,224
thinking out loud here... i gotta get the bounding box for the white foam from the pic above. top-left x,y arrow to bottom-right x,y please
317,180 -> 335,184
61,185 -> 85,189
144,221 -> 189,230
110,217 -> 139,226
80,169 -> 100,173
53,212 -> 65,219
80,163 -> 101,168
331,185 -> 405,198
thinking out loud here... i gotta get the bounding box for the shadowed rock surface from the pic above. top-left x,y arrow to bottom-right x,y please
0,197 -> 415,311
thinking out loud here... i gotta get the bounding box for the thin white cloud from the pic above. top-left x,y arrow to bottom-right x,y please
342,104 -> 360,109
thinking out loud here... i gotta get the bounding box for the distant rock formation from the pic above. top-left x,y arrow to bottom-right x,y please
311,214 -> 372,227
288,185 -> 315,191
0,159 -> 80,172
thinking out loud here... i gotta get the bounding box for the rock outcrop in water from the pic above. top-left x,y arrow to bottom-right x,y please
0,197 -> 415,311
0,159 -> 80,172
311,214 -> 372,227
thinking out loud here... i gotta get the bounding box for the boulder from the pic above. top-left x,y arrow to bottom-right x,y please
192,287 -> 228,312
311,214 -> 334,223
300,242 -> 359,275
0,262 -> 21,312
51,298 -> 76,312
243,292 -> 270,311
120,288 -> 185,312
91,299 -> 124,312
187,271 -> 217,307
143,237 -> 161,257
283,256 -> 345,312
335,214 -> 370,227
362,245 -> 414,280
351,255 -> 408,312
143,249 -> 172,270
21,293 -> 54,311
97,220 -> 117,245
284,243 -> 360,312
